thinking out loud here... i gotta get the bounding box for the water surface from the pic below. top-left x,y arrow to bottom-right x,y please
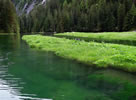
0,35 -> 136,100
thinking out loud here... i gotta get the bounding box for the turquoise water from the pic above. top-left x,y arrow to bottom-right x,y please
0,35 -> 136,100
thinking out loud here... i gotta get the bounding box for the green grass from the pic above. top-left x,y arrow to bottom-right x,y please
54,32 -> 136,45
22,35 -> 136,72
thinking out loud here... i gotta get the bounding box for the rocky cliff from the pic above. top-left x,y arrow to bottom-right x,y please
12,0 -> 46,15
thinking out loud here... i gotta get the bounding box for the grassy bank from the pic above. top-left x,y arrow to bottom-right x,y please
22,35 -> 136,72
55,32 -> 136,46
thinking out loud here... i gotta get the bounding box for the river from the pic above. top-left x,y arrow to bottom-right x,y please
0,35 -> 136,100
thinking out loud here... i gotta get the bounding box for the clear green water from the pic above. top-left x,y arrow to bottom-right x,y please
0,35 -> 136,100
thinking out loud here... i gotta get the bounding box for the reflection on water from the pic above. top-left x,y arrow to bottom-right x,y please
0,35 -> 136,100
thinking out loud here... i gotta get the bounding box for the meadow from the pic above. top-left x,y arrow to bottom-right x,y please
23,35 -> 136,73
55,32 -> 136,46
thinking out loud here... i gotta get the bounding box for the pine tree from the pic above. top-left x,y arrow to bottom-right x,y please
98,0 -> 107,31
0,0 -> 19,33
124,3 -> 136,30
14,0 -> 136,33
117,4 -> 125,31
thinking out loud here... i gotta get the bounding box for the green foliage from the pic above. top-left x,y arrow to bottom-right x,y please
23,35 -> 136,72
118,4 -> 125,31
18,0 -> 136,33
0,0 -> 19,33
124,4 -> 136,30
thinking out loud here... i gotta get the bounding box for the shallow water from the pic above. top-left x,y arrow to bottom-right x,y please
0,35 -> 136,100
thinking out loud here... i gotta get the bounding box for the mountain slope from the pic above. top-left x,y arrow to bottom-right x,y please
12,0 -> 46,15
12,0 -> 136,33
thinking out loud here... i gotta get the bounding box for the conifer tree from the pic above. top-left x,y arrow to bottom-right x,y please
124,3 -> 136,30
14,0 -> 136,33
118,4 -> 125,31
0,0 -> 19,33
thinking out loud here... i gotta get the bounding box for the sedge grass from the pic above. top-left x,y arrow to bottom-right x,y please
22,35 -> 136,72
54,32 -> 136,45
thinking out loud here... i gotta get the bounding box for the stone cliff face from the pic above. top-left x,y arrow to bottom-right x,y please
12,0 -> 46,15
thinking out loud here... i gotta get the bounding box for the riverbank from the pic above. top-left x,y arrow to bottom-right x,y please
22,35 -> 136,73
55,32 -> 136,46
0,33 -> 15,35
